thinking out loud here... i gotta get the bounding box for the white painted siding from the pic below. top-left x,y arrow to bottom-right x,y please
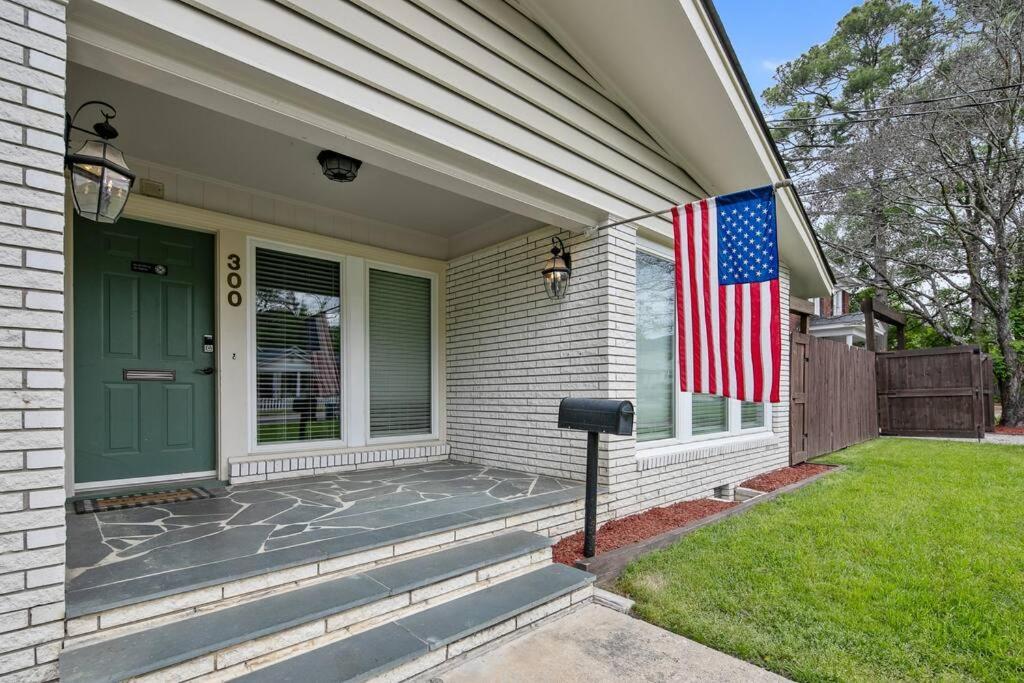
74,0 -> 705,235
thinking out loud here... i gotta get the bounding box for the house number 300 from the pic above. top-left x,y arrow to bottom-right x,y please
226,254 -> 242,307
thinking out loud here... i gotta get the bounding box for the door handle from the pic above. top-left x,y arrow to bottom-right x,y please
197,367 -> 215,375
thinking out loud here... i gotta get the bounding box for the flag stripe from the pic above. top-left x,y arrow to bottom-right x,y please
769,278 -> 781,402
750,282 -> 763,402
701,199 -> 718,395
724,285 -> 735,398
686,203 -> 703,393
672,208 -> 691,392
741,282 -> 749,401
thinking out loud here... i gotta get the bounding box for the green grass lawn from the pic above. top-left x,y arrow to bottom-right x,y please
619,438 -> 1024,682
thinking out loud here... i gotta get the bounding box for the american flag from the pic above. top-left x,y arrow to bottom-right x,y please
672,185 -> 781,403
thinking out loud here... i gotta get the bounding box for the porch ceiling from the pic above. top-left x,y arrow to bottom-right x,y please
67,64 -> 544,259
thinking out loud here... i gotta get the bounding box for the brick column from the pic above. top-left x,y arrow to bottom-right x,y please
0,0 -> 68,681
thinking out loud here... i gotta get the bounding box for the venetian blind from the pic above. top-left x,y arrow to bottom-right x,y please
692,394 -> 728,435
368,269 -> 432,438
741,401 -> 764,429
254,248 -> 342,444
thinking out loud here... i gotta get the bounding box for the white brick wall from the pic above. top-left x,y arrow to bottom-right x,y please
446,224 -> 793,522
446,225 -> 634,481
0,1 -> 67,681
228,444 -> 450,484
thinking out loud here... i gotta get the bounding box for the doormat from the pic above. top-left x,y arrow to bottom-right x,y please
73,487 -> 217,514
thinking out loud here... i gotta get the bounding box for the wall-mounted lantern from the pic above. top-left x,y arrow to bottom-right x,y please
65,100 -> 135,224
317,149 -> 362,183
541,236 -> 572,300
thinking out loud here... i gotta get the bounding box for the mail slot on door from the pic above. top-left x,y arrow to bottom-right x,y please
123,369 -> 176,382
557,398 -> 634,436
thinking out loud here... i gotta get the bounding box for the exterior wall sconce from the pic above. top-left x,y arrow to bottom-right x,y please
317,149 -> 362,182
65,100 -> 135,224
541,236 -> 572,300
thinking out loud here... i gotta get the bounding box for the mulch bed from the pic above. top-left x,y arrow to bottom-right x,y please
995,425 -> 1024,435
552,498 -> 736,566
740,463 -> 833,492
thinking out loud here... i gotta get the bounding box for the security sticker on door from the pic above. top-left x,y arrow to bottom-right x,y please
132,261 -> 167,275
203,334 -> 214,353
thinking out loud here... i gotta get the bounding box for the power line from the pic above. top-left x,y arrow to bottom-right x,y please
796,153 -> 1024,196
770,96 -> 1018,130
765,82 -> 1024,124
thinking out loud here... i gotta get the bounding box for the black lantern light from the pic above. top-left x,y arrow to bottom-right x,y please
541,236 -> 572,300
65,100 -> 135,224
317,149 -> 362,183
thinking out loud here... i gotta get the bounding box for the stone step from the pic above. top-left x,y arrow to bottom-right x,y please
235,563 -> 595,683
59,531 -> 554,683
65,488 -> 584,640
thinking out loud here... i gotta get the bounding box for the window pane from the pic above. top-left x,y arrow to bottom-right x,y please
692,394 -> 728,435
369,269 -> 432,438
636,251 -> 675,441
255,248 -> 341,444
741,401 -> 765,429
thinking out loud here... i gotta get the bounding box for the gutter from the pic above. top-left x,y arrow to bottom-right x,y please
698,0 -> 837,287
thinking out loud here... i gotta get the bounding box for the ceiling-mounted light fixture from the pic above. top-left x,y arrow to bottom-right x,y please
541,236 -> 572,300
317,149 -> 362,183
65,100 -> 135,224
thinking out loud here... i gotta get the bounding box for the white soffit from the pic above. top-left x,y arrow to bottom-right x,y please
516,0 -> 833,297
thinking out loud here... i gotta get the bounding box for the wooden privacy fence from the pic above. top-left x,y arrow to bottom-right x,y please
790,333 -> 878,464
876,346 -> 995,438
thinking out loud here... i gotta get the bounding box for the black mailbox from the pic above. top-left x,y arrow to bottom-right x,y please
558,398 -> 634,436
557,397 -> 635,562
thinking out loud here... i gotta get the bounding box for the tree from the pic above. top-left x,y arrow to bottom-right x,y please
765,0 -> 1024,425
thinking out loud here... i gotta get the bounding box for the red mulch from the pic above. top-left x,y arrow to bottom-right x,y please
996,425 -> 1024,435
552,498 -> 736,566
740,463 -> 833,492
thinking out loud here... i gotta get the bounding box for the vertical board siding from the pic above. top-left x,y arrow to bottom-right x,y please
876,346 -> 992,439
791,333 -> 877,463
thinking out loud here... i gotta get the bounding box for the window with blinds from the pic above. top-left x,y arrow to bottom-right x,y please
368,268 -> 432,438
636,251 -> 676,441
692,394 -> 729,435
254,248 -> 342,444
741,401 -> 765,429
636,243 -> 773,445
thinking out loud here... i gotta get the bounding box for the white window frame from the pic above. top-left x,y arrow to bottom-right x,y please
363,261 -> 440,445
247,238 -> 347,454
636,237 -> 772,451
247,244 -> 441,452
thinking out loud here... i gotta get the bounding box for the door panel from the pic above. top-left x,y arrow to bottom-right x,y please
75,216 -> 216,484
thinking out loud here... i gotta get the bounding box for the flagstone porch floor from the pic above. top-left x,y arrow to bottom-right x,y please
65,462 -> 582,618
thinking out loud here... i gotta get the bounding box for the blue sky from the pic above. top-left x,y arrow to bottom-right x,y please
714,0 -> 861,103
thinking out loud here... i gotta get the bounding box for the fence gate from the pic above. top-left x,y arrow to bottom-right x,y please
876,346 -> 994,438
790,333 -> 878,464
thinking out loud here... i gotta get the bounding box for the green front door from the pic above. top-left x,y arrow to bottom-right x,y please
74,216 -> 216,485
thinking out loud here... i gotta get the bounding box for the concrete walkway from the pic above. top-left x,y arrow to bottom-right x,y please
424,603 -> 787,683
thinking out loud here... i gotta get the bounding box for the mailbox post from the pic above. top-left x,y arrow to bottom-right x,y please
558,398 -> 635,558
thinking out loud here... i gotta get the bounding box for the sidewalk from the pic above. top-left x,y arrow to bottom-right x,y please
419,603 -> 787,683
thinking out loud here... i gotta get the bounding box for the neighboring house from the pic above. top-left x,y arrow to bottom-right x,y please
807,287 -> 887,347
0,0 -> 833,680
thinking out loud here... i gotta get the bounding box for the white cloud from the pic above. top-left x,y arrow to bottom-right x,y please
760,59 -> 781,72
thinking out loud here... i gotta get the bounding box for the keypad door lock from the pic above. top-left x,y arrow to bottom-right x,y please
202,334 -> 214,353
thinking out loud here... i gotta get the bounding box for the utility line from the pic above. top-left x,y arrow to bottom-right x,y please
796,153 -> 1024,196
770,96 -> 1018,130
765,82 -> 1024,123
